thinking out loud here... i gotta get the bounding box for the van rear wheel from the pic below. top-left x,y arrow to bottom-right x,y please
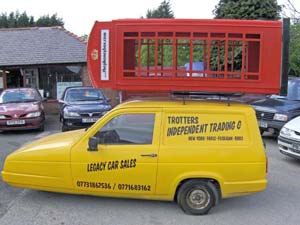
177,180 -> 216,215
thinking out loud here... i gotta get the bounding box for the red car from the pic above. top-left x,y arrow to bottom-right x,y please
0,88 -> 45,131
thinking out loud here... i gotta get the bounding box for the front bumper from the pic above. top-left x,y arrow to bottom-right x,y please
63,117 -> 101,130
0,117 -> 44,131
278,136 -> 300,159
258,119 -> 285,133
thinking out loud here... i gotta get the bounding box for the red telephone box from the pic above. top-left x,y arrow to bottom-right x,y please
87,19 -> 282,94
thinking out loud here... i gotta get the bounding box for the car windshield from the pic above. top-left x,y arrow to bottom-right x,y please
286,80 -> 300,100
271,80 -> 300,101
0,89 -> 41,104
65,88 -> 104,102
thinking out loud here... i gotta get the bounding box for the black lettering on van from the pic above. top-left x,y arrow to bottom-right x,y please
108,160 -> 119,170
167,116 -> 199,124
188,136 -> 196,141
237,120 -> 242,129
120,159 -> 136,169
87,162 -> 107,172
209,121 -> 237,132
167,124 -> 208,137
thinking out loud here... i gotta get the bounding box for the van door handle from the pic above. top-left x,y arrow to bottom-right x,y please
141,153 -> 158,157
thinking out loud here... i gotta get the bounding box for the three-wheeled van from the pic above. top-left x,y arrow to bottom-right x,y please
2,99 -> 267,215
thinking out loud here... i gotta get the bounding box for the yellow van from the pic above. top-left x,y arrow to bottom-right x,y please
1,100 -> 267,215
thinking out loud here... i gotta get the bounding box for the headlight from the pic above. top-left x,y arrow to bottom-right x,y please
0,115 -> 6,119
280,127 -> 293,137
273,113 -> 288,121
63,110 -> 80,118
25,111 -> 41,118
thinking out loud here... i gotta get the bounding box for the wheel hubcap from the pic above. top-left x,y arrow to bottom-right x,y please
187,189 -> 210,210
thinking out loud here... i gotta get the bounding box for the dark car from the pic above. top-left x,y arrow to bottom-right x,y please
251,78 -> 300,135
0,88 -> 45,131
59,86 -> 112,131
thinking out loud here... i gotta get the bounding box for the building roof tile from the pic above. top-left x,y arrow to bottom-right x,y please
0,26 -> 86,67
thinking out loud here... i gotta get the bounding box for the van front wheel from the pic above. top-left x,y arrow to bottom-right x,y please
177,180 -> 216,215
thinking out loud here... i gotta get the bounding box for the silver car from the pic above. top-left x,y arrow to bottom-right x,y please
278,116 -> 300,159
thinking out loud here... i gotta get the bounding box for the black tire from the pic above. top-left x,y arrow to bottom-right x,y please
38,124 -> 45,132
62,124 -> 69,132
177,180 -> 217,215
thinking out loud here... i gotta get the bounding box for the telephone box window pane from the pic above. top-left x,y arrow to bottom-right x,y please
158,32 -> 173,37
244,75 -> 259,80
228,40 -> 243,72
176,39 -> 190,76
210,40 -> 225,72
193,32 -> 208,38
208,74 -> 224,79
191,40 -> 207,77
123,39 -> 138,77
124,32 -> 138,37
140,39 -> 155,75
229,33 -> 243,38
246,41 -> 260,73
141,32 -> 155,37
227,74 -> 242,79
158,39 -> 173,69
211,33 -> 225,38
157,39 -> 173,77
246,34 -> 260,39
176,32 -> 190,37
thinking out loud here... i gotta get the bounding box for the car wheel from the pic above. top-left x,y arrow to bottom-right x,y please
177,180 -> 217,215
38,124 -> 45,132
62,125 -> 69,132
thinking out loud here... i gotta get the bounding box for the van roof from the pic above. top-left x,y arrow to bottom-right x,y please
115,99 -> 253,110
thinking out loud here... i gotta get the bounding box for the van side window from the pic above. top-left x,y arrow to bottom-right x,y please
95,114 -> 155,145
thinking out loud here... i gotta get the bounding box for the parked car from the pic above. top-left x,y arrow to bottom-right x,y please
0,88 -> 45,131
59,86 -> 112,132
278,116 -> 300,159
251,77 -> 300,135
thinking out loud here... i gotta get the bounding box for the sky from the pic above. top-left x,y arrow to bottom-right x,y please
1,0 -> 299,36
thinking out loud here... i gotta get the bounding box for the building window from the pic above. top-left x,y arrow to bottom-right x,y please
39,65 -> 83,99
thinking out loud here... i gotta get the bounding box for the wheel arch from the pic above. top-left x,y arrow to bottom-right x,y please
172,175 -> 222,205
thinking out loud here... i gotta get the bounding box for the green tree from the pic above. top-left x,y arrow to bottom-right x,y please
139,1 -> 175,70
146,0 -> 174,18
0,11 -> 64,28
81,34 -> 89,42
18,12 -> 34,27
289,23 -> 300,76
0,13 -> 8,28
212,0 -> 282,73
213,0 -> 282,20
36,14 -> 64,27
7,12 -> 17,28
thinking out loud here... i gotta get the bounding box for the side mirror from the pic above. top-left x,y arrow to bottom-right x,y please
88,137 -> 99,151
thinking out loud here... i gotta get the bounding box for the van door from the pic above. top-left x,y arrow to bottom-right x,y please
71,109 -> 161,195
